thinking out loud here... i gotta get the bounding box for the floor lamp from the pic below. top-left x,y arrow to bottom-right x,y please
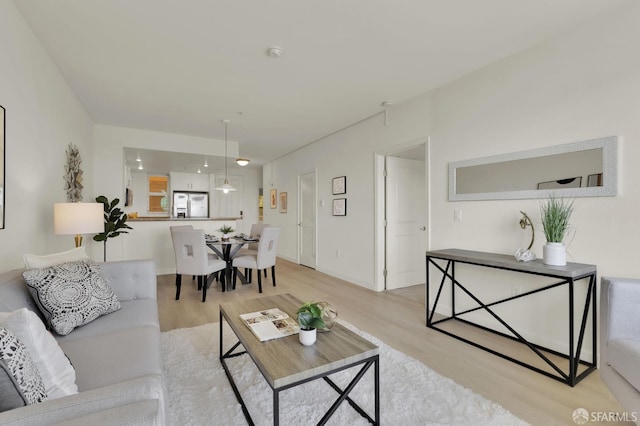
54,202 -> 104,247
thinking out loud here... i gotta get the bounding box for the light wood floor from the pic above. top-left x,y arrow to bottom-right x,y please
157,259 -> 630,425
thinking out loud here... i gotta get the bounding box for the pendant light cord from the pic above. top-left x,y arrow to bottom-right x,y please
224,121 -> 228,182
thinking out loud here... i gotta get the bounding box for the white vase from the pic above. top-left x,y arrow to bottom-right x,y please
299,328 -> 316,346
543,242 -> 566,266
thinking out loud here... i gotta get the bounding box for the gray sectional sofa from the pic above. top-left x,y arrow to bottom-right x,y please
600,276 -> 640,424
0,259 -> 165,425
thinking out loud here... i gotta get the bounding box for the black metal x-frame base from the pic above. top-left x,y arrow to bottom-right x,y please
219,313 -> 380,425
426,255 -> 597,387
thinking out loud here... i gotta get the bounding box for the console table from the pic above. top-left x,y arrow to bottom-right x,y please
426,249 -> 597,386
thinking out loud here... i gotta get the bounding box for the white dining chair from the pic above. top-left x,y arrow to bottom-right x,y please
171,229 -> 227,302
238,223 -> 270,255
169,224 -> 193,232
170,224 -> 218,284
248,223 -> 269,249
232,226 -> 281,293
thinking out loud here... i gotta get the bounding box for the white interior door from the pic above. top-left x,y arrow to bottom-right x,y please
299,172 -> 316,268
386,157 -> 426,289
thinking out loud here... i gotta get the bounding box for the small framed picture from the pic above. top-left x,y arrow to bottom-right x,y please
333,198 -> 347,216
587,173 -> 603,187
332,176 -> 346,195
280,192 -> 287,213
270,189 -> 277,209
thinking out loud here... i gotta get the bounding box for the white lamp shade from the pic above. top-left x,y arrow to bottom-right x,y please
215,182 -> 236,193
54,203 -> 104,235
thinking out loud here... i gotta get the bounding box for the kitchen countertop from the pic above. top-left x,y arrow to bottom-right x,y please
128,217 -> 242,222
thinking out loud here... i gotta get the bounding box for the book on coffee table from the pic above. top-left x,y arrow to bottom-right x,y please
240,308 -> 300,342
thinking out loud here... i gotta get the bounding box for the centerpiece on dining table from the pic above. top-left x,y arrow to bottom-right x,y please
218,225 -> 234,241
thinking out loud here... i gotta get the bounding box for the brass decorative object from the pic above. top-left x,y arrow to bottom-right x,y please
519,211 -> 535,250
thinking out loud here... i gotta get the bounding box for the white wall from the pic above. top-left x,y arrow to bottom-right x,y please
265,2 -> 640,356
263,96 -> 434,287
0,1 -> 95,272
429,1 -> 640,276
425,1 -> 640,355
91,124 -> 239,261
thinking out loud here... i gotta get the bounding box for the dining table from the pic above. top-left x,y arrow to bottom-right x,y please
206,236 -> 257,291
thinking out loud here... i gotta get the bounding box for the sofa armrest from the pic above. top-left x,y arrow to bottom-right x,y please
99,260 -> 157,302
601,277 -> 640,345
0,376 -> 164,426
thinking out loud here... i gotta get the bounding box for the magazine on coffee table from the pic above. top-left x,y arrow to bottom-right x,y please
240,308 -> 299,342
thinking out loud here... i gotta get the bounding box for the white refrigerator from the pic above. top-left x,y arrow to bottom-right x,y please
173,192 -> 209,218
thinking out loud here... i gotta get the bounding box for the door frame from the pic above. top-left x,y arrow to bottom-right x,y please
297,169 -> 318,267
373,137 -> 430,292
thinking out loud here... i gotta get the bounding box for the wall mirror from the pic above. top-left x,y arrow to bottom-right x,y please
0,105 -> 4,229
449,136 -> 617,201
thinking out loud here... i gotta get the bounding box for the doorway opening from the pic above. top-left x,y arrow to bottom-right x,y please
298,171 -> 317,269
374,139 -> 429,292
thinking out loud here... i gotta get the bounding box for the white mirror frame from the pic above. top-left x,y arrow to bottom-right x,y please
448,136 -> 618,201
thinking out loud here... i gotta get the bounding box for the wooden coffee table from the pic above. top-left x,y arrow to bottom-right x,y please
219,293 -> 380,425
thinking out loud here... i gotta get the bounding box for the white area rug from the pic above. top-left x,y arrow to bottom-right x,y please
161,320 -> 528,425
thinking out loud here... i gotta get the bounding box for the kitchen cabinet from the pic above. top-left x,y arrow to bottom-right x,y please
170,172 -> 210,192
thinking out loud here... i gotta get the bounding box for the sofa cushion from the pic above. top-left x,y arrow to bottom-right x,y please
0,308 -> 77,399
21,261 -> 121,336
59,326 -> 162,392
23,247 -> 89,269
55,299 -> 159,343
0,327 -> 47,410
0,363 -> 25,412
608,338 -> 640,392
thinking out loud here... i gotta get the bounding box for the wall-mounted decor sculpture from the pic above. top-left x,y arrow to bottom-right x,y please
64,143 -> 83,202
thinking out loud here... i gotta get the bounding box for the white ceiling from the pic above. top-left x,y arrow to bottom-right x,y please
15,0 -> 630,167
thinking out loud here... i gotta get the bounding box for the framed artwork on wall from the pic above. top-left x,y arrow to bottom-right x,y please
332,176 -> 346,195
270,189 -> 277,209
280,192 -> 287,213
332,198 -> 347,216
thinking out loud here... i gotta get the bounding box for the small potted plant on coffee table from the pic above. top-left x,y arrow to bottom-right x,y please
218,225 -> 234,241
297,302 -> 326,346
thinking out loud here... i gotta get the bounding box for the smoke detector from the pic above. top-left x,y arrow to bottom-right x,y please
266,46 -> 283,58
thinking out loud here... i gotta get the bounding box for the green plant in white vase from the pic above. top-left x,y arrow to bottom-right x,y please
218,225 -> 234,241
296,302 -> 326,346
540,196 -> 574,266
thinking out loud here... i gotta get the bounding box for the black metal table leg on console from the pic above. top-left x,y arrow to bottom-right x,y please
426,249 -> 597,387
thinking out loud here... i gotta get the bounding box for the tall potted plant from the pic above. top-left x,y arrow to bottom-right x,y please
540,196 -> 574,266
93,196 -> 133,261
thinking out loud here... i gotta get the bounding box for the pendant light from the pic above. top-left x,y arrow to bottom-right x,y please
215,119 -> 236,193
